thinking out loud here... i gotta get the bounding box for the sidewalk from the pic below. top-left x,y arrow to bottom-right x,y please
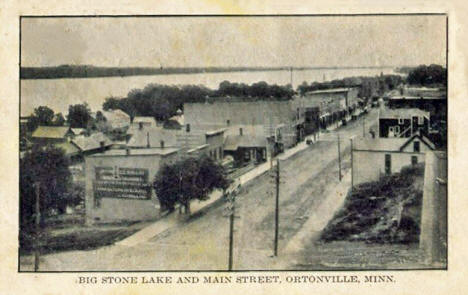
117,137 -> 314,247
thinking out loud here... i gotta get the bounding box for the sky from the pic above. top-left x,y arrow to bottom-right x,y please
21,15 -> 447,68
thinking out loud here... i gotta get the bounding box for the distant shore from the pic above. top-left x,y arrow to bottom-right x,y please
20,65 -> 396,80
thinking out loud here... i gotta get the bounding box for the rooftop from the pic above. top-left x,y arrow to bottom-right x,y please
127,127 -> 178,148
305,87 -> 356,95
224,135 -> 268,151
379,108 -> 430,119
90,147 -> 179,157
353,133 -> 435,152
32,126 -> 70,139
72,132 -> 112,151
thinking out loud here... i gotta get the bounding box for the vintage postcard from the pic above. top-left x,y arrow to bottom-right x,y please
1,0 -> 467,294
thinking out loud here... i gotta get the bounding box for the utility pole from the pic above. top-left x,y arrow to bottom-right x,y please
350,138 -> 354,189
362,118 -> 366,137
337,133 -> 342,181
34,181 -> 41,272
274,158 -> 280,256
227,191 -> 235,271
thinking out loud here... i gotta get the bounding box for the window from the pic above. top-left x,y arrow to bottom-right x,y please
418,116 -> 424,125
262,149 -> 267,160
411,156 -> 418,166
398,117 -> 404,124
226,119 -> 230,126
385,154 -> 391,175
413,141 -> 420,153
244,150 -> 250,161
394,126 -> 400,135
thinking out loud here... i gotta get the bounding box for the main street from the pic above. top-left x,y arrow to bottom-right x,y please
27,109 -> 379,271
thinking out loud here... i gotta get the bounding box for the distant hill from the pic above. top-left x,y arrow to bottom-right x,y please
20,65 -> 395,80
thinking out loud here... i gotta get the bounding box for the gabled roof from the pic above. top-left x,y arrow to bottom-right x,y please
379,108 -> 430,120
71,128 -> 85,135
353,133 -> 435,152
127,128 -> 178,148
32,126 -> 71,139
399,133 -> 435,151
224,135 -> 268,151
101,109 -> 131,121
72,132 -> 112,151
55,142 -> 81,155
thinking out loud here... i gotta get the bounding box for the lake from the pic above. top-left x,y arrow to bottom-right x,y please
21,68 -> 397,116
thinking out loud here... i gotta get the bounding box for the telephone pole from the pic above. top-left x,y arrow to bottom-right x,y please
362,118 -> 366,137
337,133 -> 342,181
274,158 -> 280,256
34,181 -> 41,272
228,191 -> 235,271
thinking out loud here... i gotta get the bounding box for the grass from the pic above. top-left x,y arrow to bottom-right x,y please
20,213 -> 150,255
320,163 -> 425,244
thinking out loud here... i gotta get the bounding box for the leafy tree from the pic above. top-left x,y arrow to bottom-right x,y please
154,156 -> 230,214
67,103 -> 92,128
20,144 -> 72,249
27,106 -> 55,132
407,64 -> 447,86
52,112 -> 66,126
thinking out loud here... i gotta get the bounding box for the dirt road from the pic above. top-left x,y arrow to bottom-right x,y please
21,110 -> 379,271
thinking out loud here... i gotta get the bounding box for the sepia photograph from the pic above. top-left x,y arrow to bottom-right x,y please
18,14 -> 447,272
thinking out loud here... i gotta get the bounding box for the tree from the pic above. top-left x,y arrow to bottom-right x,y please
20,144 -> 72,247
27,106 -> 55,132
153,156 -> 230,214
67,103 -> 92,128
52,112 -> 66,126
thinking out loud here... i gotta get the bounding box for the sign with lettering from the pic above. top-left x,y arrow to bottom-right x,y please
94,166 -> 151,200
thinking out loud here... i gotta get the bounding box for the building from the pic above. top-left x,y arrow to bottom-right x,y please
387,87 -> 446,120
224,131 -> 268,167
378,108 -> 430,138
301,87 -> 360,133
352,133 -> 435,186
101,109 -> 131,130
184,97 -> 305,155
127,127 -> 178,149
31,126 -> 73,145
84,147 -> 179,224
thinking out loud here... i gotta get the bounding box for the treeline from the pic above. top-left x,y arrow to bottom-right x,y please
406,64 -> 447,86
103,81 -> 295,121
20,65 -> 394,80
297,75 -> 404,98
21,65 -> 293,80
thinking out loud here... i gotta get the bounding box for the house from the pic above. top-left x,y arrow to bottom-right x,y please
184,97 -> 305,155
84,147 -> 179,224
101,109 -> 131,130
351,133 -> 435,186
31,126 -> 73,145
378,108 -> 430,138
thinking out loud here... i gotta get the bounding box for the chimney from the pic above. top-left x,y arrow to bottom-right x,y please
160,140 -> 165,148
239,127 -> 243,136
146,132 -> 150,148
99,141 -> 105,152
139,122 -> 143,130
126,148 -> 130,156
186,124 -> 190,133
